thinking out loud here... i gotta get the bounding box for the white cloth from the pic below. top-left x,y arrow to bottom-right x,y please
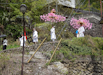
50,27 -> 56,40
77,26 -> 85,37
19,36 -> 26,46
3,39 -> 7,46
33,30 -> 38,42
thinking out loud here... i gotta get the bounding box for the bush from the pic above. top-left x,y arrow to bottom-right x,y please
51,35 -> 103,62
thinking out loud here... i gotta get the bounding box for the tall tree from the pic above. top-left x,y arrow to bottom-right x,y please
8,0 -> 47,23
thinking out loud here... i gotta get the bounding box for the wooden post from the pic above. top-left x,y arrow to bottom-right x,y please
28,37 -> 46,63
48,38 -> 62,64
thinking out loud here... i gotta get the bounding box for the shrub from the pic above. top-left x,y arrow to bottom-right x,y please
51,35 -> 103,62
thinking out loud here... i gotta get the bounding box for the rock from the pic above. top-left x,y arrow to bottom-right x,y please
34,52 -> 46,59
30,59 -> 41,63
53,62 -> 68,74
48,65 -> 53,70
61,59 -> 70,64
56,53 -> 64,60
29,51 -> 35,55
43,52 -> 51,59
29,51 -> 46,59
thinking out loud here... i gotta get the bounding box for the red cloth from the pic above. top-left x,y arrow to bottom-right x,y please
24,28 -> 27,39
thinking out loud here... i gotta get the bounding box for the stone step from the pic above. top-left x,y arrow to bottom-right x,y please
29,51 -> 46,59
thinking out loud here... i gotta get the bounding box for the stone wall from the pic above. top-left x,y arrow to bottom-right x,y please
65,61 -> 103,75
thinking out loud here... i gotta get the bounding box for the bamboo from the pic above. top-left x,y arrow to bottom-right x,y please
48,38 -> 62,64
28,37 -> 46,63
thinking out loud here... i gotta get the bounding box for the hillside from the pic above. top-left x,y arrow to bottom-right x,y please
0,1 -> 103,74
0,36 -> 103,75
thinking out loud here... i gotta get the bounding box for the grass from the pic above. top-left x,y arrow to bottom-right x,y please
0,44 -> 20,51
0,37 -> 35,51
35,22 -> 50,27
0,39 -> 20,51
7,44 -> 20,49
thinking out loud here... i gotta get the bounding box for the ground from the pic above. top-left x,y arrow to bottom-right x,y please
0,50 -> 66,75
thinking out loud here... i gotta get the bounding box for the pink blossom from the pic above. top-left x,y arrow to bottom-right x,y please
40,9 -> 66,23
70,17 -> 92,30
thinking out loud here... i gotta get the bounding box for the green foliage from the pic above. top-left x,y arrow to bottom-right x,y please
51,36 -> 103,62
6,24 -> 23,39
60,47 -> 72,59
0,45 -> 2,51
75,0 -> 103,13
5,23 -> 32,40
37,24 -> 51,41
6,43 -> 20,50
0,0 -> 47,41
35,22 -> 50,27
64,31 -> 75,39
9,4 -> 22,17
71,58 -> 76,62
8,0 -> 47,23
71,36 -> 103,50
46,62 -> 50,66
63,35 -> 103,54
